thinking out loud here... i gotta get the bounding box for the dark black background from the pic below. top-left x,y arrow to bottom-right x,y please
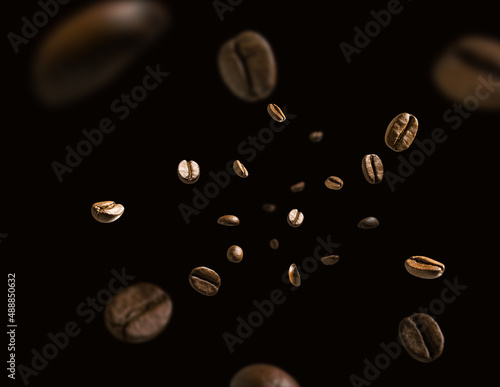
2,0 -> 498,386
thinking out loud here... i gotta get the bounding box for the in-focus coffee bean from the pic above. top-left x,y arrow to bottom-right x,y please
357,216 -> 379,229
309,131 -> 324,142
33,0 -> 169,107
321,255 -> 340,266
269,238 -> 279,250
230,364 -> 300,387
104,282 -> 172,343
233,160 -> 249,178
218,30 -> 277,102
91,201 -> 124,223
227,245 -> 244,263
405,256 -> 445,279
218,215 -> 240,226
287,209 -> 304,227
398,313 -> 444,363
290,181 -> 305,192
361,154 -> 384,184
262,203 -> 276,213
289,264 -> 301,287
267,103 -> 286,122
385,113 -> 419,152
188,267 -> 221,296
325,176 -> 343,190
178,160 -> 200,184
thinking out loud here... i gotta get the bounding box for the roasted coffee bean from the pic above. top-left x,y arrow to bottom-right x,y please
218,215 -> 240,226
399,313 -> 444,363
289,264 -> 301,287
309,131 -> 324,142
269,238 -> 279,250
267,103 -> 286,122
321,255 -> 340,266
230,364 -> 300,387
233,160 -> 249,178
290,181 -> 305,193
385,113 -> 419,152
33,0 -> 169,107
287,209 -> 304,227
361,154 -> 384,184
262,203 -> 276,213
227,245 -> 244,263
357,216 -> 379,229
91,201 -> 124,223
218,30 -> 277,102
405,256 -> 445,279
104,282 -> 172,343
433,35 -> 500,110
188,267 -> 221,296
178,160 -> 200,184
325,176 -> 343,190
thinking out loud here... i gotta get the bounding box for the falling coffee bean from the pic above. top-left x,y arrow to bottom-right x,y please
289,264 -> 301,287
188,267 -> 221,296
262,203 -> 277,213
361,154 -> 384,184
269,238 -> 279,250
217,30 -> 277,102
218,215 -> 240,226
290,181 -> 305,193
227,245 -> 244,263
178,160 -> 200,184
233,160 -> 249,178
230,364 -> 300,387
91,201 -> 124,223
321,255 -> 340,266
357,216 -> 379,229
399,313 -> 444,363
104,282 -> 172,343
325,176 -> 343,190
405,256 -> 445,279
33,0 -> 169,107
309,131 -> 324,142
267,103 -> 286,122
287,209 -> 304,227
385,113 -> 419,152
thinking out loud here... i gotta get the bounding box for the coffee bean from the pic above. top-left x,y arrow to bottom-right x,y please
325,176 -> 343,190
230,364 -> 300,387
290,181 -> 305,193
91,201 -> 124,223
433,35 -> 500,110
385,113 -> 419,152
289,264 -> 301,287
33,0 -> 169,107
188,267 -> 221,296
357,216 -> 379,229
218,215 -> 240,226
227,245 -> 244,263
405,256 -> 445,279
218,30 -> 277,102
321,255 -> 340,266
267,103 -> 286,122
233,160 -> 249,178
269,238 -> 279,250
262,203 -> 277,213
178,160 -> 200,184
361,154 -> 384,184
104,282 -> 172,343
398,313 -> 444,363
287,209 -> 304,227
309,131 -> 324,142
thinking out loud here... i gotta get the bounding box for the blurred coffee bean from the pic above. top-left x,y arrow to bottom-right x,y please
230,364 -> 300,387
